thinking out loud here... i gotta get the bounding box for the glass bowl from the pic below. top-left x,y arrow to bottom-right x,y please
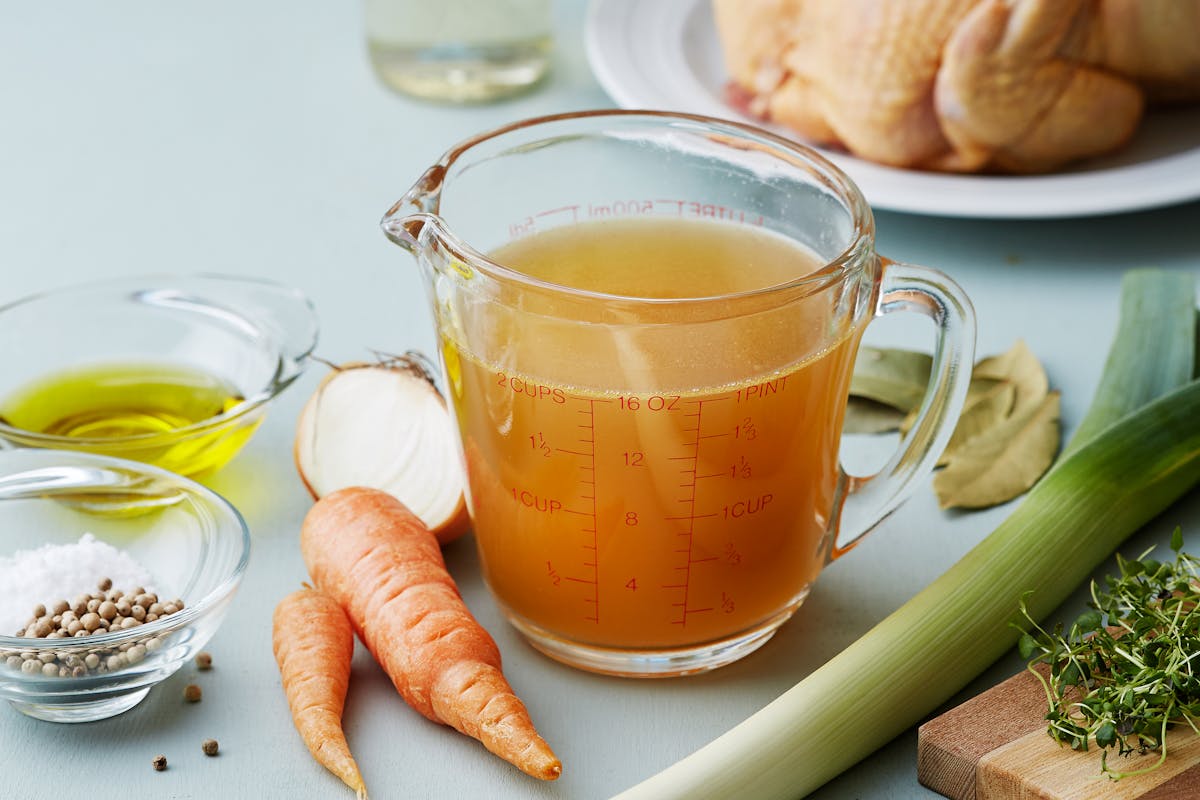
0,274 -> 318,477
0,448 -> 250,722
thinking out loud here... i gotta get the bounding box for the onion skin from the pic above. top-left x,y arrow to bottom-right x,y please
429,496 -> 471,547
293,361 -> 471,547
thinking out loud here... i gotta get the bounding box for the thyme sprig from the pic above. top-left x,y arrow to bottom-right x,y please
1016,528 -> 1200,780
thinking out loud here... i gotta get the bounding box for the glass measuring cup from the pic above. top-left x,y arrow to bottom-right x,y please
383,111 -> 975,677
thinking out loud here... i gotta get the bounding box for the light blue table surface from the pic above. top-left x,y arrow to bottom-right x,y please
2,2 -> 1199,799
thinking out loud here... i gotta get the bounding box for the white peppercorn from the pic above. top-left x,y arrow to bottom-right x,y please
42,662 -> 58,677
98,601 -> 117,621
84,653 -> 100,669
21,659 -> 37,674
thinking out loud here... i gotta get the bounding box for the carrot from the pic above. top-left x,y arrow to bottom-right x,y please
272,585 -> 367,799
300,486 -> 562,781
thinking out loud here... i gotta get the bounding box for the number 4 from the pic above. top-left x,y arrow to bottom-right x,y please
625,578 -> 638,591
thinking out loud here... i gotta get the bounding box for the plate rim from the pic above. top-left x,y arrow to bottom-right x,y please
584,0 -> 1200,219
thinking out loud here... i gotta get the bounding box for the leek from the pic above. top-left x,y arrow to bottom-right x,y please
614,270 -> 1199,800
1063,270 -> 1197,457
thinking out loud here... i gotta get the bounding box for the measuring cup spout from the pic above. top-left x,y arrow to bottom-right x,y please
381,165 -> 445,253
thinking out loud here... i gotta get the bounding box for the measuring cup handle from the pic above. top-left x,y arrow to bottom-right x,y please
831,258 -> 976,558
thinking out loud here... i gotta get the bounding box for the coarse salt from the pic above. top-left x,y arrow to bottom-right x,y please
0,534 -> 157,634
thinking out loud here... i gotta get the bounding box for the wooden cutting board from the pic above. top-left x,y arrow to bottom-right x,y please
917,664 -> 1200,799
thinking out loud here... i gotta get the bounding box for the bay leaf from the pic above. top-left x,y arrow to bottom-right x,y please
900,375 -> 1006,436
933,391 -> 1062,510
972,339 -> 1048,417
936,380 -> 1017,467
843,397 -> 906,434
849,347 -> 933,412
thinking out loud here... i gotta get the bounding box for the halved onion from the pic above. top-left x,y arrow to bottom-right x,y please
294,357 -> 470,545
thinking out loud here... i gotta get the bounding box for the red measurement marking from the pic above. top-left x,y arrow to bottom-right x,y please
511,489 -> 563,514
576,398 -> 601,623
668,399 -> 712,629
655,199 -> 686,216
737,377 -> 788,402
534,205 -> 580,221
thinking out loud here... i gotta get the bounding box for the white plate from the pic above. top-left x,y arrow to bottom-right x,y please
585,0 -> 1200,219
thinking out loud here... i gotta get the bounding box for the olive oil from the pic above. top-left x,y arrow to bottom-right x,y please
0,361 -> 257,477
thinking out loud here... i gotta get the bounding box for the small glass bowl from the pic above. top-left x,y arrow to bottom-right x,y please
0,449 -> 250,722
0,274 -> 318,477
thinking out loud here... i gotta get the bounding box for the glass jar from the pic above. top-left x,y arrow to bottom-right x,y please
365,0 -> 553,102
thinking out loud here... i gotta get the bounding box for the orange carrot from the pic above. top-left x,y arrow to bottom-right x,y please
272,585 -> 367,799
300,486 -> 562,781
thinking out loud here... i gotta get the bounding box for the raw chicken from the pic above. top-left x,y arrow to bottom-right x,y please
714,0 -> 1200,172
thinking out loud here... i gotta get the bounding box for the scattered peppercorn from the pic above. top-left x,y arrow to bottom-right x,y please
202,738 -> 219,756
184,683 -> 202,703
195,651 -> 213,670
152,754 -> 167,772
